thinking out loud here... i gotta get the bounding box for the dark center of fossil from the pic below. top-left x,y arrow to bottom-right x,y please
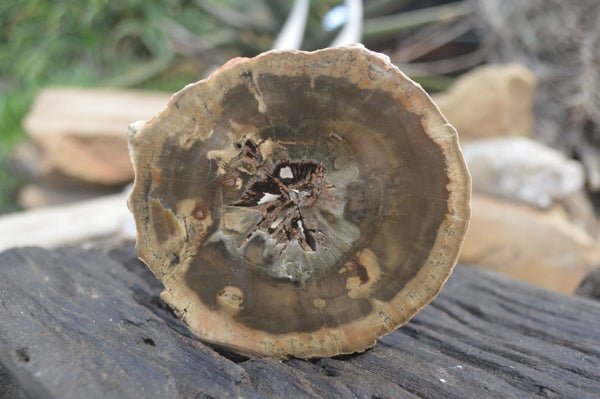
217,138 -> 362,283
233,161 -> 326,252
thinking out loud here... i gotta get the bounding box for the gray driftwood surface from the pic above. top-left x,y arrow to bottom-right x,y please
0,244 -> 599,399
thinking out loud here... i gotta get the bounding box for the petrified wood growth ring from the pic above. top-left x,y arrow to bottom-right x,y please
127,44 -> 471,358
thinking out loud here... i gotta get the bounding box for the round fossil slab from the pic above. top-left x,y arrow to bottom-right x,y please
127,44 -> 470,358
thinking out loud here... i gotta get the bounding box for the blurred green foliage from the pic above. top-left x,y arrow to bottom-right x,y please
1,0 -> 218,152
0,0 -> 342,152
0,0 -> 465,213
0,0 -> 341,213
1,0 -> 215,211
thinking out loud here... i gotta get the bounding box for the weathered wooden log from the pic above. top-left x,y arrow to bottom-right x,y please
0,244 -> 598,398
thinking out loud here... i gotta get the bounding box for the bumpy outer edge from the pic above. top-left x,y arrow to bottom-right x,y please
127,44 -> 471,358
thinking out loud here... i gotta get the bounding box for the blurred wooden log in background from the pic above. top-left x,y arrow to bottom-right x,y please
22,87 -> 171,186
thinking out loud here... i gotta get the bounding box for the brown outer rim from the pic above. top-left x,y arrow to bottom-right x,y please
128,44 -> 471,358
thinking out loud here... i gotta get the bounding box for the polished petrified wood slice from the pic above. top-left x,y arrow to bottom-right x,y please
127,44 -> 471,358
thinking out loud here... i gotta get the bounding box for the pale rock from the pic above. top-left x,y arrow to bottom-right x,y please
460,194 -> 599,294
23,87 -> 171,185
18,183 -> 119,209
462,137 -> 585,208
433,63 -> 536,141
0,190 -> 132,252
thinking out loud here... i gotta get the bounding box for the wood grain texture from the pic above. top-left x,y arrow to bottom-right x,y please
0,244 -> 598,398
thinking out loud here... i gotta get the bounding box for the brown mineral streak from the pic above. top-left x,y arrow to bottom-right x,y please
191,204 -> 208,221
127,44 -> 471,358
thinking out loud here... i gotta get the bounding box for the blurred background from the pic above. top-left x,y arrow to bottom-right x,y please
1,0 -> 600,297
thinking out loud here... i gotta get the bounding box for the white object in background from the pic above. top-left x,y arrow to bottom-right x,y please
323,5 -> 348,31
0,191 -> 132,252
273,0 -> 363,50
272,0 -> 309,50
329,0 -> 363,47
463,137 -> 585,208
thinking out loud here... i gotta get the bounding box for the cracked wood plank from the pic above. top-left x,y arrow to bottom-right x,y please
0,244 -> 598,398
